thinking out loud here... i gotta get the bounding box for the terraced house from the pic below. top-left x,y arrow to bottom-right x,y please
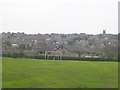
34,45 -> 102,59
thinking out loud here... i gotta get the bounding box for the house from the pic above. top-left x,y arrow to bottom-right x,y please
32,45 -> 56,55
11,44 -> 18,47
44,45 -> 102,57
54,46 -> 75,56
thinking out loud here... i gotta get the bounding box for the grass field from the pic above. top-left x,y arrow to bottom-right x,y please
2,57 -> 118,88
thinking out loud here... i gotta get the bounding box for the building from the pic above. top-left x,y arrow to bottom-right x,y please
103,29 -> 106,35
44,45 -> 102,58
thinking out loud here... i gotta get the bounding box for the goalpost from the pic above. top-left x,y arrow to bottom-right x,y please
45,51 -> 62,60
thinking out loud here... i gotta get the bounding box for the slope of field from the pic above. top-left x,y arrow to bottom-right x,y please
2,58 -> 118,88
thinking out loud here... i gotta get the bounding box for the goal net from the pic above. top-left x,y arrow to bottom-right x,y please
45,51 -> 62,60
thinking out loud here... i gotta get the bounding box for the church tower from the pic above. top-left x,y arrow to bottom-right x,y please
103,29 -> 106,35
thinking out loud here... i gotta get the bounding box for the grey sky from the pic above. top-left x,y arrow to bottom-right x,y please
1,0 -> 119,34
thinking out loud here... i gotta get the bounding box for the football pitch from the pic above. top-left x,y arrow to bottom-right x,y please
2,57 -> 118,88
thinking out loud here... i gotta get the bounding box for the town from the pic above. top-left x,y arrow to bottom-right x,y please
1,30 -> 118,60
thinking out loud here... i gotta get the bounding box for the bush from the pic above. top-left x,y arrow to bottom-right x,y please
2,52 -> 11,57
2,53 -> 118,62
34,55 -> 45,59
61,56 -> 118,62
11,52 -> 25,58
2,52 -> 25,58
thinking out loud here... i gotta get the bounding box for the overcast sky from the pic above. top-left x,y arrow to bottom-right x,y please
1,0 -> 119,34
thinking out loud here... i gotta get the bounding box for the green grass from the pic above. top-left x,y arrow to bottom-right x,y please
2,57 -> 118,88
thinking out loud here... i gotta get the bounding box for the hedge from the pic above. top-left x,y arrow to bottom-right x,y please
33,55 -> 118,62
2,52 -> 25,58
2,53 -> 118,62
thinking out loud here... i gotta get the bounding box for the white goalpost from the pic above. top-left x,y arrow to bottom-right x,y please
45,51 -> 62,60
